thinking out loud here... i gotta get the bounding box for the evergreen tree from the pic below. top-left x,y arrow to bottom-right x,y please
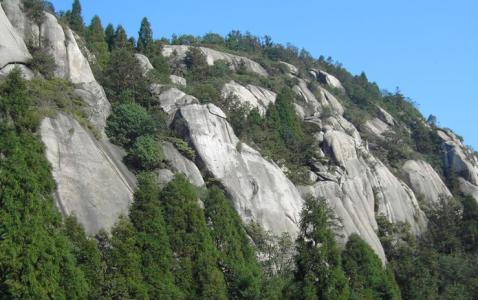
291,197 -> 350,300
137,17 -> 154,56
204,187 -> 263,299
87,16 -> 109,68
104,23 -> 115,51
0,70 -> 88,299
113,25 -> 129,50
103,217 -> 148,299
342,234 -> 400,300
130,173 -> 182,299
461,195 -> 478,252
69,0 -> 84,34
160,176 -> 228,299
64,216 -> 105,299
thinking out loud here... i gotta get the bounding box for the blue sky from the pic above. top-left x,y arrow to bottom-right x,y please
51,0 -> 478,149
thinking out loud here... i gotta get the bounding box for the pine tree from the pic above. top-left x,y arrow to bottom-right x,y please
342,234 -> 400,300
130,173 -> 181,299
104,23 -> 115,51
103,217 -> 148,299
204,187 -> 263,299
87,16 -> 109,68
69,0 -> 84,34
137,17 -> 154,56
160,176 -> 228,299
113,25 -> 129,50
291,197 -> 350,300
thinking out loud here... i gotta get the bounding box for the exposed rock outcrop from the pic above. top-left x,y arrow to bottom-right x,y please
162,45 -> 268,77
134,53 -> 154,76
151,85 -> 199,122
170,74 -> 187,86
162,142 -> 205,187
221,80 -> 276,115
173,103 -> 303,236
41,114 -> 135,234
0,2 -> 31,69
402,160 -> 452,207
310,69 -> 345,92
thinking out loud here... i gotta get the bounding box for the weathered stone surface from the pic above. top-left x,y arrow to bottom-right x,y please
41,113 -> 135,234
162,142 -> 205,187
0,3 -> 31,68
162,45 -> 268,77
377,106 -> 395,126
279,61 -> 298,75
293,78 -> 344,117
2,0 -> 39,44
402,160 -> 452,206
459,178 -> 478,202
365,118 -> 390,138
75,81 -> 111,130
157,169 -> 175,188
151,85 -> 199,121
174,103 -> 303,236
312,69 -> 345,91
170,74 -> 187,86
221,80 -> 276,116
0,64 -> 34,79
134,53 -> 154,76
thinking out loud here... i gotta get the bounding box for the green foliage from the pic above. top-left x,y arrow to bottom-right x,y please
137,17 -> 154,56
102,217 -> 149,299
204,187 -> 263,299
342,234 -> 400,300
102,48 -> 151,104
23,0 -> 46,25
104,23 -> 115,51
461,195 -> 478,252
126,135 -> 165,171
130,172 -> 181,299
0,71 -> 89,299
105,102 -> 157,147
68,0 -> 85,34
86,16 -> 109,69
166,137 -> 196,161
291,197 -> 350,300
184,47 -> 210,81
27,44 -> 56,79
113,25 -> 131,50
160,175 -> 228,299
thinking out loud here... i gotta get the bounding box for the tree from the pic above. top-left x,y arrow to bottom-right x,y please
460,195 -> 478,252
69,0 -> 84,34
103,217 -> 148,299
342,234 -> 400,300
184,47 -> 209,81
104,23 -> 115,51
137,17 -> 154,56
102,48 -> 151,104
204,187 -> 263,299
160,176 -> 228,299
125,135 -> 165,171
291,197 -> 350,300
87,16 -> 109,68
129,173 -> 182,299
113,25 -> 129,50
105,102 -> 157,147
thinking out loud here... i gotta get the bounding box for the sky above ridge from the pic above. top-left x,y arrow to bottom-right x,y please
51,0 -> 478,150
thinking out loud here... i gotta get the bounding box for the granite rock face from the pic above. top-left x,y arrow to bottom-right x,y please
151,85 -> 199,122
221,80 -> 276,115
41,114 -> 135,234
311,69 -> 345,92
0,2 -> 31,69
162,45 -> 268,77
162,142 -> 205,187
402,160 -> 452,206
173,104 -> 303,236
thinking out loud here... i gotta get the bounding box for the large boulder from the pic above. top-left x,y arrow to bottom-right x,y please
311,69 -> 345,92
162,142 -> 205,187
151,85 -> 199,122
0,3 -> 31,69
41,113 -> 135,234
402,160 -> 452,206
173,103 -> 303,236
134,53 -> 154,76
221,80 -> 276,115
162,45 -> 268,77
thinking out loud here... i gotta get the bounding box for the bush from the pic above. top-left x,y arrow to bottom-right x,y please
106,103 -> 157,147
125,135 -> 165,171
27,44 -> 56,79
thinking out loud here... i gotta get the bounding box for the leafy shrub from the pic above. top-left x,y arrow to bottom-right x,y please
126,135 -> 165,171
27,44 -> 56,79
106,103 -> 157,147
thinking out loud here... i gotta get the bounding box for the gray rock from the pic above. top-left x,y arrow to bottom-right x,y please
174,103 -> 303,236
41,113 -> 135,234
75,81 -> 111,131
162,142 -> 205,187
459,178 -> 478,202
157,169 -> 175,188
0,3 -> 31,68
314,69 -> 345,92
402,160 -> 452,207
377,106 -> 395,126
162,45 -> 268,77
221,80 -> 276,116
151,85 -> 199,121
279,61 -> 299,75
2,0 -> 39,45
365,118 -> 390,138
134,53 -> 154,76
0,64 -> 34,79
170,74 -> 187,86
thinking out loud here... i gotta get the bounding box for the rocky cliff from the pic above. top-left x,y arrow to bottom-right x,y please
1,0 -> 477,263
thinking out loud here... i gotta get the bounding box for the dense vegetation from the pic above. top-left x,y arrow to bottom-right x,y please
1,0 -> 477,299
